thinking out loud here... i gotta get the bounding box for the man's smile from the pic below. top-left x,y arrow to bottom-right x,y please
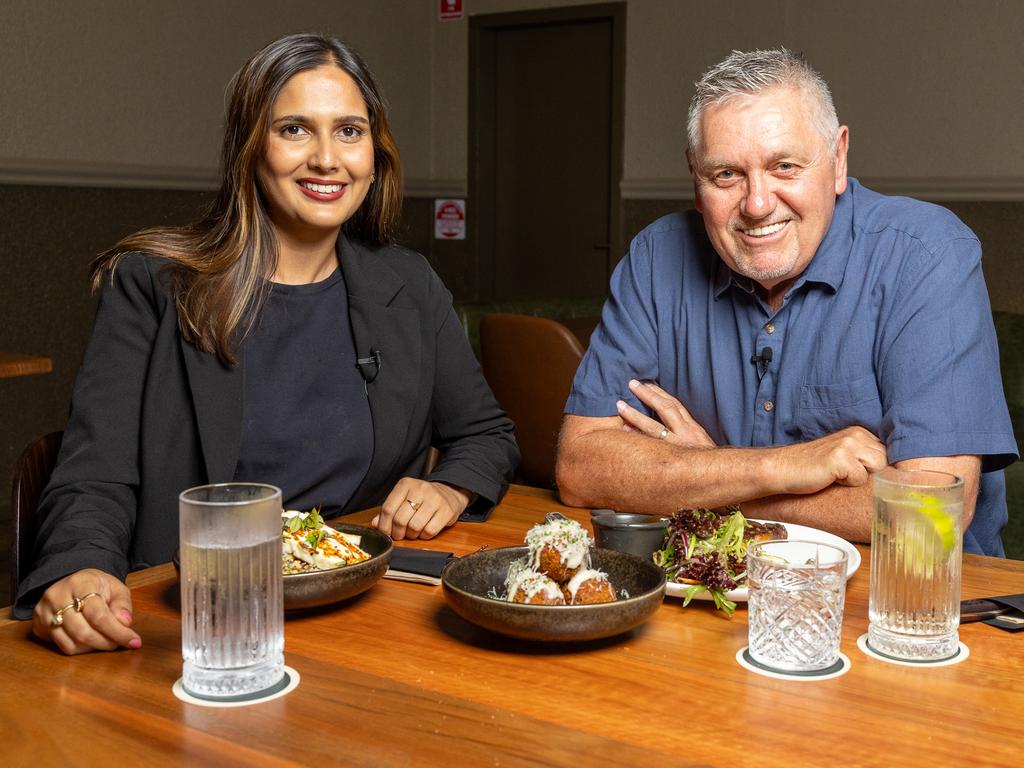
739,220 -> 789,238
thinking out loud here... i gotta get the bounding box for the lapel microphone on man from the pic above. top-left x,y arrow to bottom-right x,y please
751,346 -> 773,379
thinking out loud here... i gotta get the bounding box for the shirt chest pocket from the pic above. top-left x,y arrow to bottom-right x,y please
792,374 -> 883,440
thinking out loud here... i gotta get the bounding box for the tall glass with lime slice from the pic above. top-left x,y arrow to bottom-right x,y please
868,468 -> 964,661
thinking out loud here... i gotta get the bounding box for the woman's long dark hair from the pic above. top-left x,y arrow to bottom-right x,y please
91,33 -> 403,364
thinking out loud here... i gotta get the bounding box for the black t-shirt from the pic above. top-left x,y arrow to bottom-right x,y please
233,267 -> 373,515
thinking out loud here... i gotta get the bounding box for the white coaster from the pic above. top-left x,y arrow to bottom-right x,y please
172,665 -> 300,707
856,634 -> 969,667
736,646 -> 851,681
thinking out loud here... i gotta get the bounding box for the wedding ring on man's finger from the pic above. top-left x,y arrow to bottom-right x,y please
407,499 -> 423,511
74,592 -> 101,612
658,428 -> 669,440
51,601 -> 77,628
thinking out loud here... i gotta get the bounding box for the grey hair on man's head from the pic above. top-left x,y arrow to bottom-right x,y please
686,47 -> 839,157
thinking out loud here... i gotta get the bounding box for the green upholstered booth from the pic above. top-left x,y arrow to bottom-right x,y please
994,311 -> 1024,559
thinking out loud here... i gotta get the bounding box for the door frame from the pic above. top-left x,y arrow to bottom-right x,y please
468,2 -> 625,302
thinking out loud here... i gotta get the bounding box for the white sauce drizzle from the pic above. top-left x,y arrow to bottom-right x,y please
525,517 -> 593,572
564,568 -> 610,604
504,560 -> 564,603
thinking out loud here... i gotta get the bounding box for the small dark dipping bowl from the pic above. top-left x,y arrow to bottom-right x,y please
283,523 -> 393,610
590,510 -> 670,562
441,546 -> 665,642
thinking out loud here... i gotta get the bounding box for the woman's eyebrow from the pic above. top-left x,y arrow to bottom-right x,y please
270,114 -> 370,125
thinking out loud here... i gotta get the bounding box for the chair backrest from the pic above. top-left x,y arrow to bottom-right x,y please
11,430 -> 63,599
480,314 -> 586,488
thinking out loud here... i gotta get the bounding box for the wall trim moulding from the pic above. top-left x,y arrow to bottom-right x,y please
620,176 -> 1024,202
0,158 -> 468,198
404,178 -> 467,198
0,158 -> 220,190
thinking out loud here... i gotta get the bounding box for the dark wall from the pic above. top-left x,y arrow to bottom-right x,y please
395,196 -> 480,300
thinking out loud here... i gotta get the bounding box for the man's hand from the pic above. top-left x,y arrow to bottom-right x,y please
768,426 -> 889,495
372,477 -> 472,540
33,569 -> 140,655
616,379 -> 716,447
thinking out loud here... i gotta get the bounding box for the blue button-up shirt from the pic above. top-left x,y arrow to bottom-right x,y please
567,179 -> 1018,555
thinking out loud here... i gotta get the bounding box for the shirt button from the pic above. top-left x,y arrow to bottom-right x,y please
763,400 -> 775,412
765,323 -> 776,334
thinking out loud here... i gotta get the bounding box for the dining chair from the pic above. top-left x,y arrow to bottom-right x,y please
10,430 -> 63,599
480,313 -> 586,488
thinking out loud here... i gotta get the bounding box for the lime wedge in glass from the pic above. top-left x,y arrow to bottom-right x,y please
909,492 -> 957,553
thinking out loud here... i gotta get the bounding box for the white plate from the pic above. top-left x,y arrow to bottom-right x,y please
664,520 -> 862,602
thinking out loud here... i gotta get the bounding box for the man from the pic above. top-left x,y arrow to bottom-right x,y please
556,48 -> 1017,555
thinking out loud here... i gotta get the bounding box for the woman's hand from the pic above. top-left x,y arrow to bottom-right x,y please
33,569 -> 141,655
616,379 -> 717,448
372,478 -> 473,540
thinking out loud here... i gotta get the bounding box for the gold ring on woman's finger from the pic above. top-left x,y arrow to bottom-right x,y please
74,592 -> 101,612
658,428 -> 669,440
407,499 -> 422,511
51,602 -> 77,628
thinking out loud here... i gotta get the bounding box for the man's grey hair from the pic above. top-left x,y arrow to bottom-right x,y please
687,48 -> 839,158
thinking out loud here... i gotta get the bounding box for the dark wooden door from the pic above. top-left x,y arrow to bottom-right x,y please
471,6 -> 622,302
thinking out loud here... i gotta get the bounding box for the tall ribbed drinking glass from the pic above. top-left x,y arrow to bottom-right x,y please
868,468 -> 963,661
179,483 -> 284,698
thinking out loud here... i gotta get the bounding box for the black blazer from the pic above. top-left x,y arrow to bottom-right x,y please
15,237 -> 518,617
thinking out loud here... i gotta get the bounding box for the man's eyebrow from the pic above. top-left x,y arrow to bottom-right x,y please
692,157 -> 733,174
765,150 -> 805,164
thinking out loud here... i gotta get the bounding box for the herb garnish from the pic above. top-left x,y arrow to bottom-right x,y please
285,507 -> 326,550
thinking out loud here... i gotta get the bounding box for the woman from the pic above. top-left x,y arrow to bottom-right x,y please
16,34 -> 518,654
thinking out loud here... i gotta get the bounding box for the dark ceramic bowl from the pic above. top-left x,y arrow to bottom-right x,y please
173,523 -> 393,611
283,523 -> 393,610
441,546 -> 665,642
590,510 -> 669,562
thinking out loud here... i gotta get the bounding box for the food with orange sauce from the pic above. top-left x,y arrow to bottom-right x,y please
281,509 -> 370,574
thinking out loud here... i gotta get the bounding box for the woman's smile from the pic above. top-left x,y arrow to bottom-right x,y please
297,177 -> 348,201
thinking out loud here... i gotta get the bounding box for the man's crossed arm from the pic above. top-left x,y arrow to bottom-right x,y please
555,380 -> 980,544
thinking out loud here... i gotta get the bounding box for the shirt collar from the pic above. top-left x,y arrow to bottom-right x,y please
711,178 -> 857,299
713,264 -> 753,298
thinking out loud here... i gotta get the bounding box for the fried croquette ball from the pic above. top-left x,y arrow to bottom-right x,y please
506,566 -> 565,604
513,586 -> 566,605
525,517 -> 592,583
537,543 -> 584,583
564,569 -> 617,605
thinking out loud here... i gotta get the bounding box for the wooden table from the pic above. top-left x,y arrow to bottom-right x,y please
0,352 -> 52,378
2,485 -> 1022,766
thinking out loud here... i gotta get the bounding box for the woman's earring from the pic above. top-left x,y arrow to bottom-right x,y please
370,173 -> 376,184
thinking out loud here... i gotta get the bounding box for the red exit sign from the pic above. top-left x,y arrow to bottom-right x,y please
439,0 -> 463,21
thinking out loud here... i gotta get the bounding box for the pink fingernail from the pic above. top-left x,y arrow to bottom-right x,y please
616,400 -> 626,411
628,379 -> 640,388
121,609 -> 133,622
128,638 -> 142,649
